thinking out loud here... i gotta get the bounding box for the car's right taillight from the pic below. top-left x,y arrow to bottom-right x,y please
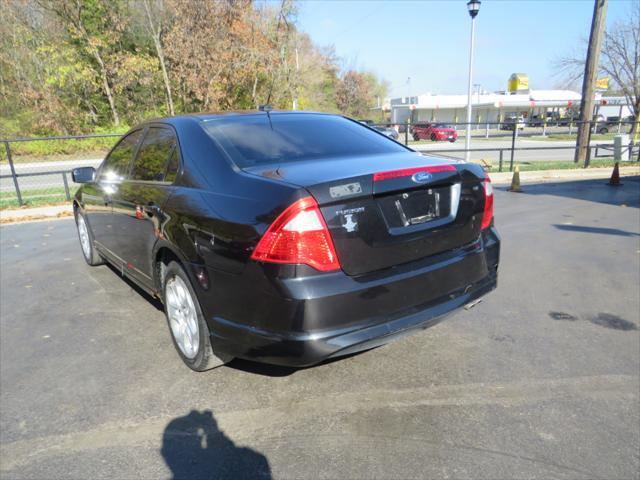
480,174 -> 494,230
251,196 -> 340,272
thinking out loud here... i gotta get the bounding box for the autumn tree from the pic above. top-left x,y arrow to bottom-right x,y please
335,70 -> 372,118
1,0 -> 389,135
141,0 -> 174,115
555,1 -> 640,138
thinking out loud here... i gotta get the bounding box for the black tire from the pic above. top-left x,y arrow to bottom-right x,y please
413,134 -> 420,142
598,127 -> 608,134
75,211 -> 104,266
449,138 -> 456,143
430,133 -> 437,141
162,261 -> 231,371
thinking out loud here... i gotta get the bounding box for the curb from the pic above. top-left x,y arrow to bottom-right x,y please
490,166 -> 639,185
0,205 -> 73,225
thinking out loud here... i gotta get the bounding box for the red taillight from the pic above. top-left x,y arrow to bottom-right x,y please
373,164 -> 456,182
251,197 -> 340,272
480,175 -> 494,230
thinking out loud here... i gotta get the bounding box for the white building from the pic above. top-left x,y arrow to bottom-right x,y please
389,90 -> 632,125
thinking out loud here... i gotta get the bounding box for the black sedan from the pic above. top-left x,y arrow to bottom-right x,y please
72,112 -> 500,370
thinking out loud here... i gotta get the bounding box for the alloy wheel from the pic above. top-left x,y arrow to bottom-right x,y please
165,275 -> 200,359
77,215 -> 91,260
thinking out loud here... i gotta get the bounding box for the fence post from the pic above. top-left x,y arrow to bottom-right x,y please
485,122 -> 489,138
62,172 -> 71,200
569,120 -> 573,135
509,126 -> 516,172
405,119 -> 409,146
4,141 -> 23,206
498,149 -> 503,172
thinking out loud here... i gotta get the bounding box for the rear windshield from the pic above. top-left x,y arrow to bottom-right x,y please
202,114 -> 407,167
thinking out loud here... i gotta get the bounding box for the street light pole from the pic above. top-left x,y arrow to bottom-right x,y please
465,0 -> 481,162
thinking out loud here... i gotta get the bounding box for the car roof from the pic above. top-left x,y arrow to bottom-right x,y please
138,110 -> 338,129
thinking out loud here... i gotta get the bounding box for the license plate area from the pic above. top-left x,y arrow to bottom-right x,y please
378,185 -> 453,230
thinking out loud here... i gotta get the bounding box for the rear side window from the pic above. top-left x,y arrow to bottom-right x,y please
131,127 -> 177,181
202,114 -> 408,167
101,129 -> 143,179
164,148 -> 180,183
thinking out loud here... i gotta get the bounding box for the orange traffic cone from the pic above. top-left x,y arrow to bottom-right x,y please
607,162 -> 623,186
508,165 -> 522,192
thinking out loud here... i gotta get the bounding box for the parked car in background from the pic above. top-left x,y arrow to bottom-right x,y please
529,112 -> 575,127
412,123 -> 458,142
595,116 -> 634,134
372,125 -> 399,140
529,113 -> 553,127
501,115 -> 525,131
71,111 -> 499,371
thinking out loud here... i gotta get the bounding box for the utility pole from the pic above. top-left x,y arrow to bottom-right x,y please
575,0 -> 608,166
464,0 -> 481,162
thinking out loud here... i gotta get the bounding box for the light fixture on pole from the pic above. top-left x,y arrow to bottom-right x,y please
464,0 -> 481,162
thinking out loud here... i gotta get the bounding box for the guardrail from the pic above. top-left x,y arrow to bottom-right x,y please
1,123 -> 638,207
369,119 -> 637,144
1,134 -> 121,207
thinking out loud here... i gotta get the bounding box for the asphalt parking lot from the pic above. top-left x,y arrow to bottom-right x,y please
1,177 -> 639,479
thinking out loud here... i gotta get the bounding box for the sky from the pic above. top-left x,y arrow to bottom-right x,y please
296,0 -> 635,97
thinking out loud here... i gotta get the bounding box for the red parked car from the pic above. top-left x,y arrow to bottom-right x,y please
412,123 -> 458,142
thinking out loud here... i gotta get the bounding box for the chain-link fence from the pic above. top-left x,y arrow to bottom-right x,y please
1,121 -> 638,208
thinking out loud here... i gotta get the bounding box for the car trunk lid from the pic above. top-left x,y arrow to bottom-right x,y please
244,153 -> 486,276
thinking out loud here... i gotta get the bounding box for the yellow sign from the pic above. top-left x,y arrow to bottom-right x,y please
508,73 -> 529,93
596,77 -> 610,90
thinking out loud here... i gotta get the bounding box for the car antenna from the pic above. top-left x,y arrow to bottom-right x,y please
259,104 -> 274,130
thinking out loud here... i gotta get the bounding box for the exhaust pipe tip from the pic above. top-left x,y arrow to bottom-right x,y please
464,298 -> 483,310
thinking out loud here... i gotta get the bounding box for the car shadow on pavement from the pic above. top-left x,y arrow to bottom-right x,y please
104,262 -> 164,312
161,409 -> 271,480
553,224 -> 640,237
495,175 -> 640,208
225,349 -> 374,377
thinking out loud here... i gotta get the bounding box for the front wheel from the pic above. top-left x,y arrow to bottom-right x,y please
412,134 -> 420,142
430,133 -> 437,141
162,261 -> 230,371
449,138 -> 456,143
76,212 -> 103,266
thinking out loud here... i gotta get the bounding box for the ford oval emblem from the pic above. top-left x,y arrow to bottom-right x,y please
411,171 -> 433,184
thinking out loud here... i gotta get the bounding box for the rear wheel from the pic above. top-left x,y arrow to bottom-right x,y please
162,261 -> 230,371
449,138 -> 456,143
76,212 -> 103,266
413,134 -> 420,141
430,133 -> 437,141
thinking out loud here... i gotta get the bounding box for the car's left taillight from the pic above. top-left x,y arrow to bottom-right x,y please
480,174 -> 494,230
251,196 -> 341,272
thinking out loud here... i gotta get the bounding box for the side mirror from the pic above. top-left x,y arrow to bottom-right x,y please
71,166 -> 96,184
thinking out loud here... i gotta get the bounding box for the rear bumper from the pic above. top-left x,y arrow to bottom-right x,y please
207,228 -> 500,367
